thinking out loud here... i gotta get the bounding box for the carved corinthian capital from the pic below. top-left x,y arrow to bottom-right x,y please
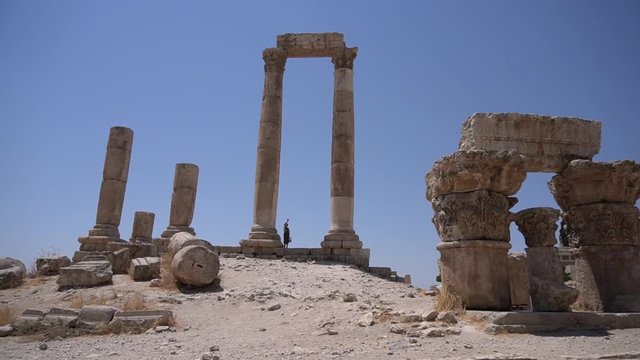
263,48 -> 287,73
564,203 -> 640,247
431,189 -> 516,242
331,47 -> 358,70
514,207 -> 560,247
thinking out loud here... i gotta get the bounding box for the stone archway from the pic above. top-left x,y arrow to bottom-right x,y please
241,33 -> 362,251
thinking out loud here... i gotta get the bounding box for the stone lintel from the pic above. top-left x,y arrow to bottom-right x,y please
276,33 -> 345,58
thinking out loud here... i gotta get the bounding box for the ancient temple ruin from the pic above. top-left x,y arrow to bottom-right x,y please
241,33 -> 362,251
427,113 -> 640,312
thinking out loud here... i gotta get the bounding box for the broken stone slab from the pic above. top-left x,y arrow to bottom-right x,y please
530,276 -> 578,312
549,160 -> 640,210
171,245 -> 220,287
76,305 -> 117,330
0,257 -> 26,290
36,255 -> 71,276
458,112 -> 601,172
107,248 -> 130,274
57,259 -> 113,288
42,307 -> 79,328
426,149 -> 526,200
108,310 -> 173,333
12,309 -> 45,334
129,257 -> 160,281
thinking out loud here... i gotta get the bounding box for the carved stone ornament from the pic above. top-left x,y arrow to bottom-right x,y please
549,159 -> 640,210
262,48 -> 287,73
564,203 -> 640,247
431,189 -> 516,242
331,47 -> 358,70
426,150 -> 527,200
514,207 -> 560,247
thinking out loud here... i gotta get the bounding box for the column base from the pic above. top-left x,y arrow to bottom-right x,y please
437,240 -> 511,311
87,224 -> 120,238
321,230 -> 362,249
241,226 -> 283,248
161,226 -> 195,239
78,224 -> 122,252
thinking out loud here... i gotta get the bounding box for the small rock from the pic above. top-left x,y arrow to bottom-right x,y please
326,329 -> 338,335
464,344 -> 473,349
424,328 -> 445,337
258,328 -> 266,331
409,338 -> 418,344
268,303 -> 281,311
155,326 -> 170,333
390,325 -> 406,334
201,354 -> 219,360
358,312 -> 375,327
342,293 -> 358,302
237,254 -> 245,260
437,311 -> 458,324
0,325 -> 13,337
209,345 -> 220,352
423,310 -> 438,322
400,314 -> 422,323
39,343 -> 48,350
407,331 -> 420,338
149,278 -> 161,287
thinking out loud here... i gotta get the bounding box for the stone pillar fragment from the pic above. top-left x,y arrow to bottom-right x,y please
508,253 -> 531,309
130,211 -> 155,243
549,160 -> 640,312
241,48 -> 287,249
161,163 -> 199,240
322,47 -> 361,249
515,207 -> 578,311
79,126 -> 133,248
426,150 -> 526,310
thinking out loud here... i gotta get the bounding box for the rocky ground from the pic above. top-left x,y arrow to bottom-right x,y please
1,256 -> 639,360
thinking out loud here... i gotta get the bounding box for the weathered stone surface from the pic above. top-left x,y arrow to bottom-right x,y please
0,325 -> 13,337
431,190 -> 515,242
514,207 -> 560,247
437,240 -> 511,310
549,160 -> 640,210
508,253 -> 530,309
36,255 -> 71,276
475,311 -> 640,333
108,310 -> 173,333
130,211 -> 155,242
525,247 -> 564,284
171,245 -> 220,287
129,257 -> 160,281
563,203 -> 640,247
426,150 -> 526,200
12,309 -> 45,333
529,276 -> 578,312
77,305 -> 118,330
0,257 -> 26,290
107,248 -> 130,274
437,311 -> 458,324
168,232 -> 215,258
276,32 -> 345,58
573,245 -> 640,312
458,113 -> 601,172
42,307 -> 79,328
57,260 -> 113,288
357,312 -> 375,327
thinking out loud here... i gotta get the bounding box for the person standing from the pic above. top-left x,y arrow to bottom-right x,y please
283,219 -> 291,248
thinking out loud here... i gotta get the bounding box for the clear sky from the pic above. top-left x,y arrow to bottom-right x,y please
1,1 -> 639,289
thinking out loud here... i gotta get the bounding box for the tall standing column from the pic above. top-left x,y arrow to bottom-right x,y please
241,48 -> 287,248
79,126 -> 133,249
322,47 -> 362,249
161,163 -> 199,240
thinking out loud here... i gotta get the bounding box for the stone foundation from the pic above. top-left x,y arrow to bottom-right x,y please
212,246 -> 370,269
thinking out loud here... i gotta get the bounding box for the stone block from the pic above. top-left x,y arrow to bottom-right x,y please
530,276 -> 578,312
525,247 -> 563,283
283,248 -> 311,256
129,257 -> 160,281
130,211 -> 155,242
369,267 -> 392,278
349,248 -> 370,257
276,32 -> 345,58
77,305 -> 117,330
458,112 -> 601,172
331,248 -> 351,256
258,247 -> 284,256
57,260 -> 113,288
0,325 -> 13,337
0,257 -> 26,290
213,246 -> 241,255
108,310 -> 173,333
507,253 -> 530,309
107,248 -> 130,274
72,251 -> 111,263
12,309 -> 45,333
42,307 -> 79,328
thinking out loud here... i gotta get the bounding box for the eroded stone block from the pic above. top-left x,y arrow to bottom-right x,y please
57,260 -> 113,288
0,257 -> 26,290
129,257 -> 160,281
276,33 -> 345,57
36,255 -> 71,276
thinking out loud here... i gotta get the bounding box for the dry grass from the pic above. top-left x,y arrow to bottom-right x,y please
435,284 -> 465,313
0,305 -> 18,325
159,254 -> 178,291
122,292 -> 147,311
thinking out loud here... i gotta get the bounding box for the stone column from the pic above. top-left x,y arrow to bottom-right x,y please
427,150 -> 526,310
79,126 -> 133,249
322,47 -> 362,249
514,207 -> 578,311
130,211 -> 155,243
241,48 -> 287,248
549,160 -> 640,312
161,163 -> 199,240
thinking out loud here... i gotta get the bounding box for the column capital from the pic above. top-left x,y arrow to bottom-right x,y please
331,47 -> 358,70
263,48 -> 287,73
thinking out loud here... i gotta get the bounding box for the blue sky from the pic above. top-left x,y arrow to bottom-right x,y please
1,1 -> 639,288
